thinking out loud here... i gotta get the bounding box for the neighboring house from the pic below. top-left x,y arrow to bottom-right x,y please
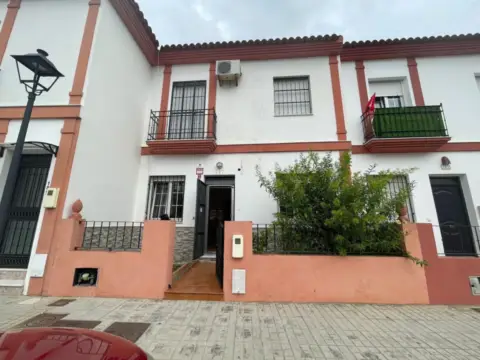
0,0 -> 479,297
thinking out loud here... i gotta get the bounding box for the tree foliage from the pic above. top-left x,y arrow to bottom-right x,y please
255,152 -> 419,260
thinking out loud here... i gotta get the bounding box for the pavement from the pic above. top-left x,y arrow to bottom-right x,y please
0,296 -> 480,359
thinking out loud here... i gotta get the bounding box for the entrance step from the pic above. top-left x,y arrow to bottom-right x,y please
199,252 -> 216,261
165,261 -> 223,301
0,269 -> 26,295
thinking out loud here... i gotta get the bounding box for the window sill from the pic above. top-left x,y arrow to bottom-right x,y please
273,113 -> 314,118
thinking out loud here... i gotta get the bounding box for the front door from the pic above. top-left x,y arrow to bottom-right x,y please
0,154 -> 52,268
430,177 -> 475,256
193,179 -> 207,259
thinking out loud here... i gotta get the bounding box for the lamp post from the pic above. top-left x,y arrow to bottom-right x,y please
0,49 -> 63,243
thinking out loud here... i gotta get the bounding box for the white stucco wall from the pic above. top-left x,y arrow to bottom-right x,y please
352,152 -> 480,253
0,1 -> 8,31
65,0 -> 151,220
0,0 -> 89,106
133,151 -> 338,226
4,119 -> 63,145
417,55 -> 480,142
217,58 -> 337,144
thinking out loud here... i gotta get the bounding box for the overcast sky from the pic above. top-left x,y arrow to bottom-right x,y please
136,0 -> 480,46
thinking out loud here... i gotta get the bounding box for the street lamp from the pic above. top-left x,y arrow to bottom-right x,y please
0,49 -> 63,243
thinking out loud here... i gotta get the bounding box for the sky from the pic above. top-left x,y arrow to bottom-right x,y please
136,0 -> 480,46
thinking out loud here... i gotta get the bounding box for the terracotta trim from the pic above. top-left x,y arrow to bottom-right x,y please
108,0 -> 158,65
32,119 -> 82,295
157,65 -> 172,139
0,105 -> 81,120
352,142 -> 480,154
141,141 -> 352,155
207,62 -> 217,137
69,0 -> 101,105
341,39 -> 480,61
407,57 -> 425,106
0,120 -> 9,143
0,0 -> 21,66
355,61 -> 369,113
329,55 -> 347,141
158,41 -> 343,65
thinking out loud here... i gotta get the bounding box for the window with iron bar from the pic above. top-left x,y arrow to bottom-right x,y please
386,175 -> 415,221
273,76 -> 312,116
146,176 -> 185,222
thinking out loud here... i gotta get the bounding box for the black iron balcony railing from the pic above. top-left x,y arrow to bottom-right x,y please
147,109 -> 217,141
361,105 -> 449,142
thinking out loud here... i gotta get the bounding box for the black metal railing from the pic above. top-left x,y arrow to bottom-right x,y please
362,105 -> 449,141
78,221 -> 144,251
147,109 -> 217,141
434,224 -> 480,257
252,224 -> 404,256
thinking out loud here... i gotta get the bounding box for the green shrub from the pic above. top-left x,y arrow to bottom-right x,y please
256,152 -> 423,263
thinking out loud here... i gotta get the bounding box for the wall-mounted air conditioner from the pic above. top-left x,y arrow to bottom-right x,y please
216,60 -> 241,86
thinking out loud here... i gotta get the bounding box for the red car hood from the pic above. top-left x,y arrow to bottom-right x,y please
0,327 -> 148,360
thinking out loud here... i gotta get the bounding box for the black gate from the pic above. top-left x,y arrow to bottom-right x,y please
193,179 -> 207,259
216,222 -> 224,288
430,177 -> 475,256
0,155 -> 51,268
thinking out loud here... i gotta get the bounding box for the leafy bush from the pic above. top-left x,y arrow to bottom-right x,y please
256,152 -> 421,261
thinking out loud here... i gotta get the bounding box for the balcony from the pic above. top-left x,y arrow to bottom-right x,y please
145,109 -> 217,154
361,105 -> 451,153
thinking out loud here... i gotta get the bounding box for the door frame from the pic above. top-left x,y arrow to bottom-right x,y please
430,175 -> 478,255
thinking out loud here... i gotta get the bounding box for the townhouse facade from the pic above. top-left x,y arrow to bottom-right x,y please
0,0 -> 479,300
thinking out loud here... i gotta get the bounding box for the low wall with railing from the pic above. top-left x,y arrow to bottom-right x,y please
28,219 -> 176,299
418,223 -> 480,305
224,222 -> 429,304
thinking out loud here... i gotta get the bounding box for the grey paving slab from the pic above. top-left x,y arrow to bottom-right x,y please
0,296 -> 480,359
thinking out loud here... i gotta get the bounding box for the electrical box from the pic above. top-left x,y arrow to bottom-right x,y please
232,269 -> 246,294
232,234 -> 243,258
469,276 -> 480,295
42,187 -> 59,209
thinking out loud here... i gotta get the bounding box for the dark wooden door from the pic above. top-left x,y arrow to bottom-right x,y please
0,155 -> 52,268
430,177 -> 475,255
193,179 -> 207,259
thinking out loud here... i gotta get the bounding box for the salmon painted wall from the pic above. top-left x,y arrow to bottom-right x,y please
28,219 -> 175,299
418,223 -> 480,305
224,222 -> 430,304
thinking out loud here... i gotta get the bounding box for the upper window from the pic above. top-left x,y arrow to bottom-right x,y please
369,79 -> 409,108
169,81 -> 207,139
273,76 -> 312,116
146,176 -> 185,222
475,75 -> 480,93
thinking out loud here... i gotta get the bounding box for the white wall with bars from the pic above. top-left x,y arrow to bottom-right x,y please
214,57 -> 337,144
132,151 -> 339,227
351,151 -> 480,254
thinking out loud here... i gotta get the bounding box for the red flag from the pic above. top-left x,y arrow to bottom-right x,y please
366,93 -> 376,113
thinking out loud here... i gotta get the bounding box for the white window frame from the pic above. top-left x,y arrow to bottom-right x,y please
146,176 -> 185,223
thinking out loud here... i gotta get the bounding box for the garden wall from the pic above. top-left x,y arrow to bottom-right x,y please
28,219 -> 175,299
418,223 -> 480,305
224,222 -> 430,304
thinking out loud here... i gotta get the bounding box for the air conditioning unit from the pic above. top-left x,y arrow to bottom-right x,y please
216,60 -> 241,85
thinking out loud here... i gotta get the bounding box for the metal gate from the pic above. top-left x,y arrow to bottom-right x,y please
0,155 -> 51,268
216,222 -> 224,288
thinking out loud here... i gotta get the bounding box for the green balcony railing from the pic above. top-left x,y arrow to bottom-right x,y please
362,105 -> 449,141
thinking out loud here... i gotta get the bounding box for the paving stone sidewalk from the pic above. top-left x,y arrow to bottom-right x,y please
0,296 -> 480,359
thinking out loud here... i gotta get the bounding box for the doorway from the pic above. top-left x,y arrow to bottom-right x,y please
430,176 -> 476,256
207,187 -> 232,251
0,154 -> 52,268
